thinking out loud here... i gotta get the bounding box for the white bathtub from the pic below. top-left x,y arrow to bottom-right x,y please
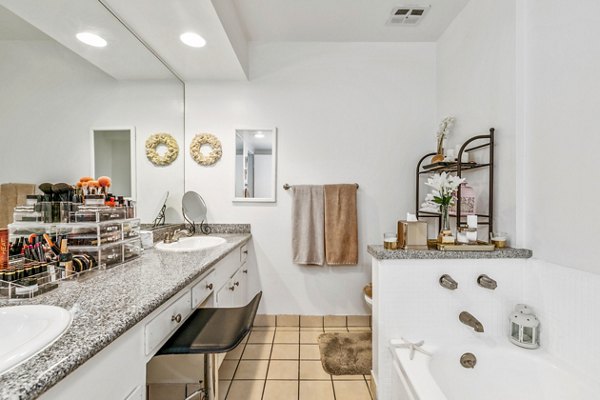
391,336 -> 600,400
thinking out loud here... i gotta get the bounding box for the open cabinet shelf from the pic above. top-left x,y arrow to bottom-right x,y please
415,128 -> 495,239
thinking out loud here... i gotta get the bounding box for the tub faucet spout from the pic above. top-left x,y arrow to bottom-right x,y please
459,311 -> 484,332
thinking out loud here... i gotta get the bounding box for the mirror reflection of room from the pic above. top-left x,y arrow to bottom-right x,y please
235,129 -> 275,201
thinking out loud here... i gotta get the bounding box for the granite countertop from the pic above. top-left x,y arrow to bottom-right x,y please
367,245 -> 532,260
0,233 -> 251,400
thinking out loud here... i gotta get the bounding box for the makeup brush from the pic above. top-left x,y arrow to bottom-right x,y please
43,234 -> 61,255
39,183 -> 53,195
98,176 -> 111,195
52,183 -> 74,202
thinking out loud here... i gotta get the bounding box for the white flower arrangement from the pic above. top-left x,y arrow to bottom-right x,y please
420,172 -> 465,212
436,116 -> 455,154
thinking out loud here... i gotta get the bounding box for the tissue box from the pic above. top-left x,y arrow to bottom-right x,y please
397,220 -> 428,250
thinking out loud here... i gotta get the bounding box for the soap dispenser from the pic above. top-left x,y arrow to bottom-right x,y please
509,304 -> 540,349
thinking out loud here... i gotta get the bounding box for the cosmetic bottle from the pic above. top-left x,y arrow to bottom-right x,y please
0,228 -> 8,270
3,269 -> 15,282
59,253 -> 73,277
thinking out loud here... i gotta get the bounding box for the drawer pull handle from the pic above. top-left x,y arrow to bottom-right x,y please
243,250 -> 248,255
242,269 -> 248,274
171,314 -> 182,323
234,281 -> 240,287
206,283 -> 214,290
229,285 -> 235,291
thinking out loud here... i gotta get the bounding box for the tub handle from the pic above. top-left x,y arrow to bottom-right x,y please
439,274 -> 458,290
477,274 -> 497,290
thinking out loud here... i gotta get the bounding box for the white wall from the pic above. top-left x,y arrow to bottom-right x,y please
523,0 -> 600,273
0,39 -> 185,222
185,42 -> 437,315
436,0 -> 517,244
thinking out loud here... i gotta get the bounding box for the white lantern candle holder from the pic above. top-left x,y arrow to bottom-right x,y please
509,304 -> 540,349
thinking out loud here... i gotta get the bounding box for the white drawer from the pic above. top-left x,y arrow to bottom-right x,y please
145,290 -> 192,355
192,270 -> 215,308
240,244 -> 248,264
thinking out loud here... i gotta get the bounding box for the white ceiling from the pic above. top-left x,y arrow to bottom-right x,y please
0,0 -> 175,80
0,6 -> 48,40
232,0 -> 470,42
101,0 -> 248,81
1,0 -> 470,81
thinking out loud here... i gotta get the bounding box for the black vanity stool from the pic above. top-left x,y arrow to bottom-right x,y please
157,292 -> 262,400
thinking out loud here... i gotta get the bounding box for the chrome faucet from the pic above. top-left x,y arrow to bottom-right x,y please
164,229 -> 191,244
477,274 -> 497,290
439,274 -> 458,290
459,311 -> 484,332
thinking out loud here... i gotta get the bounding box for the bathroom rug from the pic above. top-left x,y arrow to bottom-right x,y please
317,332 -> 372,375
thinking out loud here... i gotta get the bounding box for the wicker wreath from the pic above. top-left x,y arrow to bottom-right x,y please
145,133 -> 179,166
190,133 -> 222,166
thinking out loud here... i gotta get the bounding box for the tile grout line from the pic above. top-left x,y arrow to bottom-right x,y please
364,375 -> 374,400
259,325 -> 277,400
223,335 -> 248,400
297,323 -> 301,400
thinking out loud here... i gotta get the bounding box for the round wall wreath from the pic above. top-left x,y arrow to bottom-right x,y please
190,133 -> 222,166
145,133 -> 179,166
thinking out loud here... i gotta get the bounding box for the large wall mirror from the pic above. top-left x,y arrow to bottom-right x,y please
0,0 -> 185,225
234,128 -> 277,203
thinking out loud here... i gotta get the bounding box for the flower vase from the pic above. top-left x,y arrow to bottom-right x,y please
440,205 -> 450,232
438,204 -> 454,244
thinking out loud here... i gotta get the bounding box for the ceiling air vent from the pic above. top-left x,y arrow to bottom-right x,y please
387,5 -> 431,26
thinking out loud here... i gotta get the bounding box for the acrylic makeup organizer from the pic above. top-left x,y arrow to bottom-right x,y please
6,203 -> 142,300
0,255 -> 99,300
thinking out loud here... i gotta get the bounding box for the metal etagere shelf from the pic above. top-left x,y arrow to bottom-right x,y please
415,128 -> 495,239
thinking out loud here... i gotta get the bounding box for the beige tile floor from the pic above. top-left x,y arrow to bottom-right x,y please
219,326 -> 373,400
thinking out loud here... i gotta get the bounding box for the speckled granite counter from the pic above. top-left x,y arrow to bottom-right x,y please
368,245 -> 532,260
0,233 -> 251,400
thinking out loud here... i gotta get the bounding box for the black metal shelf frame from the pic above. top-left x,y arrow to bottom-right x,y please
415,128 -> 495,239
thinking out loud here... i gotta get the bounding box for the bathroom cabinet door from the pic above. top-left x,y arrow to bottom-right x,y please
231,267 -> 244,307
216,278 -> 236,307
238,263 -> 249,305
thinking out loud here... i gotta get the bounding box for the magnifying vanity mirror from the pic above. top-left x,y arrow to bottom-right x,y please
234,128 -> 277,203
182,191 -> 211,234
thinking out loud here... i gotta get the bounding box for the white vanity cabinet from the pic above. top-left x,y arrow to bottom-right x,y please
41,241 -> 252,400
214,243 -> 251,308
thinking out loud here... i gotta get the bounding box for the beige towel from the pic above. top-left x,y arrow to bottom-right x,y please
291,185 -> 325,266
324,184 -> 358,265
0,183 -> 37,228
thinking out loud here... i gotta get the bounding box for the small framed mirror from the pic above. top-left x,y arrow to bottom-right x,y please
234,128 -> 277,203
91,127 -> 136,199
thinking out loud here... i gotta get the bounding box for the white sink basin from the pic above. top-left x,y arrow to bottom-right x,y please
0,305 -> 72,375
155,236 -> 227,252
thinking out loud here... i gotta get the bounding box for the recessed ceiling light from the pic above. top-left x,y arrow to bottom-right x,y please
76,32 -> 107,47
254,132 -> 265,138
180,32 -> 206,48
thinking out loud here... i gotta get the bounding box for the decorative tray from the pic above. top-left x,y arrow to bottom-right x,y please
436,242 -> 496,252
